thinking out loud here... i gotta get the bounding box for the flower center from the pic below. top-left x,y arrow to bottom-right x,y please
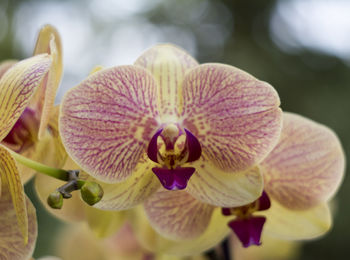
147,123 -> 202,190
222,191 -> 271,248
2,108 -> 39,153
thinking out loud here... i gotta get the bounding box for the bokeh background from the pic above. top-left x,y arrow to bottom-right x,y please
1,0 -> 349,259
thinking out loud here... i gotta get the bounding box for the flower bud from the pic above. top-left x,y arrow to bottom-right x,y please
47,191 -> 63,209
80,182 -> 104,206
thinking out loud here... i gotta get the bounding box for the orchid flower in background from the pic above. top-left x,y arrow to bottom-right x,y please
0,54 -> 52,259
218,112 -> 344,248
54,222 -> 208,260
59,44 -> 282,212
125,112 -> 344,256
1,24 -> 66,184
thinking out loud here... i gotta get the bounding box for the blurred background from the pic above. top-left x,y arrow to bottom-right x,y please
1,0 -> 349,259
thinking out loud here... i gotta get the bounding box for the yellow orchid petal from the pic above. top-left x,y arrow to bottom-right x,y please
32,24 -> 63,140
134,44 -> 198,121
131,206 -> 230,256
0,60 -> 17,79
261,199 -> 332,240
0,144 -> 28,243
0,182 -> 37,260
262,112 -> 345,210
85,154 -> 161,210
181,63 -> 282,173
144,189 -> 215,240
60,65 -> 160,183
85,207 -> 126,238
187,162 -> 263,208
230,233 -> 300,260
0,54 -> 52,140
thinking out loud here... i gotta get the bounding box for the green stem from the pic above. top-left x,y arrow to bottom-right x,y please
10,150 -> 70,181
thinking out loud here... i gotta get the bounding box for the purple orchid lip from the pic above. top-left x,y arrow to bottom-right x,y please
2,108 -> 38,152
146,127 -> 202,190
152,167 -> 196,190
222,191 -> 271,248
228,216 -> 266,248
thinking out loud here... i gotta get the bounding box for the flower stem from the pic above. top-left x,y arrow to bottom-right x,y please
9,150 -> 70,181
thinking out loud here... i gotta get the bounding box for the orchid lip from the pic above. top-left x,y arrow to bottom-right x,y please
222,191 -> 271,247
2,107 -> 39,152
147,126 -> 201,190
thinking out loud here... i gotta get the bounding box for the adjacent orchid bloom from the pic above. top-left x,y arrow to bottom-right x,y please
60,44 -> 282,212
0,54 -> 52,258
220,112 -> 344,247
55,222 -> 208,260
1,24 -> 66,183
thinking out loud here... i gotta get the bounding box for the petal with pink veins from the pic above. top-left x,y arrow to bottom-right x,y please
60,65 -> 160,183
181,63 -> 282,173
262,112 -> 345,210
187,162 -> 264,208
0,172 -> 37,260
0,54 -> 52,140
134,44 -> 198,121
143,189 -> 214,240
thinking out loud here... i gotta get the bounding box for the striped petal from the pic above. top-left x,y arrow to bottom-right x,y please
131,206 -> 230,256
0,60 -> 17,79
0,145 -> 28,243
134,44 -> 198,121
0,54 -> 52,140
187,162 -> 264,208
0,186 -> 37,260
32,24 -> 63,139
60,65 -> 160,182
87,155 -> 161,210
181,64 -> 282,173
262,112 -> 345,210
144,189 -> 214,240
261,199 -> 331,240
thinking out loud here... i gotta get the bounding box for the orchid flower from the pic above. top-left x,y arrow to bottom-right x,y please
1,24 -> 66,183
59,44 -> 282,212
0,54 -> 52,259
222,112 -> 344,247
128,112 -> 344,255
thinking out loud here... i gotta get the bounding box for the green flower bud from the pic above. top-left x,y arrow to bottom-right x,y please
47,191 -> 63,209
80,182 -> 104,206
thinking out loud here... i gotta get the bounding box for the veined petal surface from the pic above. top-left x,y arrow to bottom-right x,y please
32,24 -> 63,139
181,64 -> 282,173
0,54 -> 52,140
60,65 -> 159,182
134,44 -> 198,121
87,156 -> 160,210
187,162 -> 263,207
0,145 -> 28,243
131,206 -> 229,256
0,175 -> 37,260
262,112 -> 345,210
261,200 -> 331,240
144,189 -> 214,240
